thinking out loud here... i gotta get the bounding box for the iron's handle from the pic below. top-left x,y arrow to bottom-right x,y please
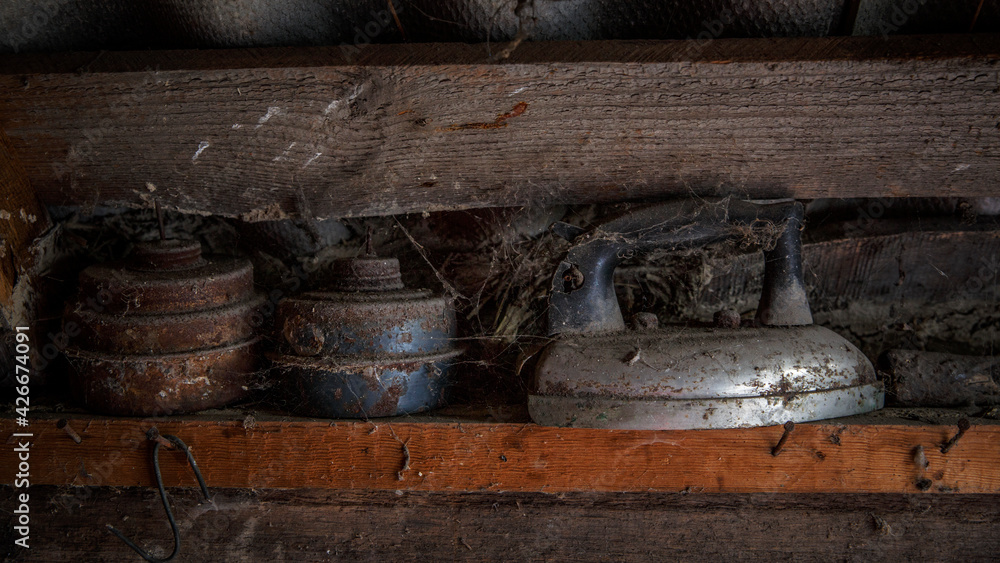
547,199 -> 812,335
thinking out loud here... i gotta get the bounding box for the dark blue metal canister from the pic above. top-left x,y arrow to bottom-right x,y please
271,250 -> 460,418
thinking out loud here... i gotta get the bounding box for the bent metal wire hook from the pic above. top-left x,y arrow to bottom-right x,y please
107,433 -> 211,562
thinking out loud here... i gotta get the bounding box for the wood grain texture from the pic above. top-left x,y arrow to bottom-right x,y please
2,413 -> 997,493
697,228 -> 1000,311
5,487 -> 1000,562
1,35 -> 999,220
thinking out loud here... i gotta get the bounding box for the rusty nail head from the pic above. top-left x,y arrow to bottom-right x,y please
771,420 -> 796,456
146,427 -> 176,449
562,265 -> 584,292
57,419 -> 82,444
713,309 -> 741,329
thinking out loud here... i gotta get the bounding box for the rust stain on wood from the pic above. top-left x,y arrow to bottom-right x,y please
438,101 -> 528,132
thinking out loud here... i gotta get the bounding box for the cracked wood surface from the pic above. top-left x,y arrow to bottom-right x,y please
2,411 -> 997,493
4,487 -> 999,562
0,34 -> 998,220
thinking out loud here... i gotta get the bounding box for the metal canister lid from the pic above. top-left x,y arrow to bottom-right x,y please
76,239 -> 254,315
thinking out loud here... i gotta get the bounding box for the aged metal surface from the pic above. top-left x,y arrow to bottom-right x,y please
754,201 -> 812,327
529,385 -> 885,430
532,199 -> 882,429
535,325 -> 877,400
273,349 -> 462,418
547,199 -> 810,336
129,239 -> 206,270
68,294 -> 266,354
64,239 -> 262,415
881,350 -> 1000,407
278,290 -> 454,357
327,256 -> 404,291
77,257 -> 254,314
274,247 -> 459,418
66,338 -> 260,416
529,325 -> 884,429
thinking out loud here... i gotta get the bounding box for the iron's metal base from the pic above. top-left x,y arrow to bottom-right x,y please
529,325 -> 885,430
528,383 -> 884,430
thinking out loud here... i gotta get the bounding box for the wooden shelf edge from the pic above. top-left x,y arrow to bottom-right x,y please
2,414 -> 995,494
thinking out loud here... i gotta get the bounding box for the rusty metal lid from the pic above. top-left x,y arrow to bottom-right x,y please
325,228 -> 405,292
277,291 -> 454,357
77,257 -> 255,314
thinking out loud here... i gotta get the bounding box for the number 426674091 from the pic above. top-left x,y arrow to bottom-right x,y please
14,327 -> 30,419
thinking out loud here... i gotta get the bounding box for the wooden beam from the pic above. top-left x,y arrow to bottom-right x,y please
2,411 -> 997,493
6,487 -> 999,562
1,34 -> 998,220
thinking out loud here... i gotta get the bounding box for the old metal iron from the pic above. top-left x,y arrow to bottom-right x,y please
271,234 -> 460,418
64,229 -> 263,415
529,198 -> 884,430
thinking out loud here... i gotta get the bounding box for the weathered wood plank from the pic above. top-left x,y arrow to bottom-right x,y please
2,412 -> 996,493
881,349 -> 1000,407
5,487 -> 1000,562
675,227 -> 1000,357
1,35 -> 998,220
693,228 -> 1000,311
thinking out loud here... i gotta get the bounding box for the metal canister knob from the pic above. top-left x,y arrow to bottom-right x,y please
271,245 -> 460,418
64,239 -> 263,415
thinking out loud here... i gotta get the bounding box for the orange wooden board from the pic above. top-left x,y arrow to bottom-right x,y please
2,415 -> 996,494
